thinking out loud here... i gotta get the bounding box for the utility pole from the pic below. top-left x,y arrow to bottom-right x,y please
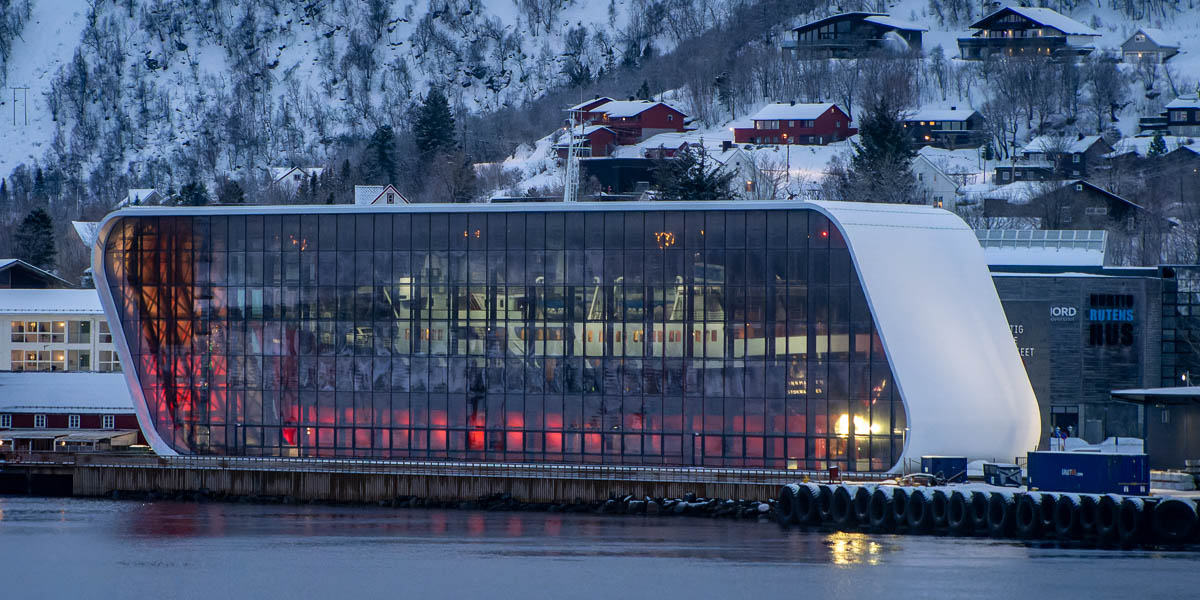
11,87 -> 30,126
563,110 -> 582,203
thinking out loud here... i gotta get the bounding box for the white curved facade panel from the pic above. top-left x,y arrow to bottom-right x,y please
812,201 -> 1041,468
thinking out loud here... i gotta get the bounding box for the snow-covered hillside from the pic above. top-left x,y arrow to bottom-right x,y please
497,0 -> 1200,199
0,0 -> 707,179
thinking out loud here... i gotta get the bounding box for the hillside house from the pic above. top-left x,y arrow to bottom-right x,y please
1021,135 -> 1112,178
353,185 -> 408,206
902,108 -> 986,148
1165,96 -> 1200,137
733,102 -> 855,145
994,162 -> 1056,183
981,180 -> 1142,231
567,99 -> 688,144
115,188 -> 162,208
911,155 -> 961,208
554,126 -> 618,158
270,166 -> 325,192
1121,28 -> 1179,64
0,259 -> 74,289
783,12 -> 926,58
958,6 -> 1099,60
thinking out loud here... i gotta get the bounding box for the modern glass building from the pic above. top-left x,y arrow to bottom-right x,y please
94,202 -> 1040,472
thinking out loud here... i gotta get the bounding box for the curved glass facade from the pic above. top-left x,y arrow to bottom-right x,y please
100,206 -> 906,471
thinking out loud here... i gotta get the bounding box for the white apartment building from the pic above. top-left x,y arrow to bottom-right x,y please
0,289 -> 121,372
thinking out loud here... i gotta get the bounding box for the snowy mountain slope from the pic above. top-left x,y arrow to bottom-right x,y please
0,0 -> 696,180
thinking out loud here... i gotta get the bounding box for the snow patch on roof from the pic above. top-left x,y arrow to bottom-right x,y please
0,289 -> 103,314
1023,135 -> 1103,154
1137,28 -> 1180,48
976,6 -> 1099,36
749,103 -> 838,121
0,372 -> 133,413
862,15 -> 927,32
1167,96 -> 1200,110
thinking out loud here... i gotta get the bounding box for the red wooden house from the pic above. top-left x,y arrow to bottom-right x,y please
733,102 -> 855,145
554,125 -> 619,158
566,98 -> 688,144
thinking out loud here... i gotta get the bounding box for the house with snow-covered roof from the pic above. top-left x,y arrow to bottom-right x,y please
981,179 -> 1142,231
567,98 -> 689,144
911,154 -> 960,209
553,125 -> 618,158
1121,28 -> 1180,64
958,6 -> 1099,60
0,259 -> 74,289
784,12 -> 926,58
902,107 -> 986,148
115,188 -> 162,208
1019,135 -> 1112,178
1165,96 -> 1200,137
270,166 -> 325,195
353,184 -> 408,206
733,102 -> 855,146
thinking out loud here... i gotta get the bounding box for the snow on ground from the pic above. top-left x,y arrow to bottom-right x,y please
0,1 -> 89,176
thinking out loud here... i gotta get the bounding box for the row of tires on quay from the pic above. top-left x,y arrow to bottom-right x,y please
777,483 -> 1200,547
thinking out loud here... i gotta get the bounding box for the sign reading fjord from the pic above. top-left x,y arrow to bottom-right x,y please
1087,294 -> 1134,347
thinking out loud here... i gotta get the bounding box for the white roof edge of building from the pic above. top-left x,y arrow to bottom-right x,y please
811,201 -> 1041,469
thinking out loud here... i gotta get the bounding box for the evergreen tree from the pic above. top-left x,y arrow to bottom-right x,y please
839,101 -> 919,204
1148,132 -> 1168,158
413,88 -> 456,158
216,178 -> 245,204
180,181 -> 209,206
714,72 -> 735,119
15,208 -> 56,270
635,79 -> 652,101
361,124 -> 398,184
653,145 -> 735,201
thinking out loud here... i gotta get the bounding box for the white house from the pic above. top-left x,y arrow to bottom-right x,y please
115,188 -> 162,208
270,167 -> 325,193
354,184 -> 409,206
911,154 -> 961,209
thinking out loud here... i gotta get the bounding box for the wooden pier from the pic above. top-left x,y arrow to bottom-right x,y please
1,453 -> 871,504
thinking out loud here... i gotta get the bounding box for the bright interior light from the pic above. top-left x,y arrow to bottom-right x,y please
834,414 -> 882,436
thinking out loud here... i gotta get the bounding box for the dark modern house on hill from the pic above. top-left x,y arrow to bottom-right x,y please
958,6 -> 1099,60
0,259 -> 74,289
783,12 -> 926,58
901,108 -> 986,148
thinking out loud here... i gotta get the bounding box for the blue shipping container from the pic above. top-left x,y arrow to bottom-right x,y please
921,456 -> 968,483
1026,452 -> 1149,495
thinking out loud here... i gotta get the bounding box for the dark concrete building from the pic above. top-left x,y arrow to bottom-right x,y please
990,266 -> 1161,448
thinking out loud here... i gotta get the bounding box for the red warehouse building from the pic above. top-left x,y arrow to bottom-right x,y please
734,102 -> 855,145
0,372 -> 142,453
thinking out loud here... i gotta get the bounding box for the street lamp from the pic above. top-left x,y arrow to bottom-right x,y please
781,133 -> 790,182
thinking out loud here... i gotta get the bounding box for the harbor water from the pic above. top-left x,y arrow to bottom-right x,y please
0,496 -> 1194,598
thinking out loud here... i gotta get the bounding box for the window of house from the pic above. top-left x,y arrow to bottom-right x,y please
10,350 -> 65,371
1170,110 -> 1186,122
34,414 -> 46,429
67,350 -> 91,371
787,120 -> 794,127
67,320 -> 91,343
386,193 -> 395,204
667,114 -> 674,122
10,320 -> 66,343
0,414 -> 10,428
99,350 -> 121,372
1075,184 -> 1084,191
98,321 -> 113,344
68,414 -> 80,429
103,415 -> 115,430
1072,154 -> 1081,163
1014,170 -> 1023,179
1002,171 -> 1011,181
1135,34 -> 1145,42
